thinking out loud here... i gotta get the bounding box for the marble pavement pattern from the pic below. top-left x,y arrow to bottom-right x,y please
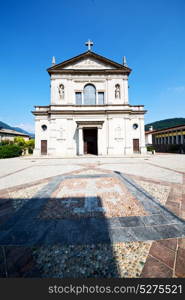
0,155 -> 185,278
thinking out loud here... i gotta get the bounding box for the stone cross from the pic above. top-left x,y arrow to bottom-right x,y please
85,39 -> 94,51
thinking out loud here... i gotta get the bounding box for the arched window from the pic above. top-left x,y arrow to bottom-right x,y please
84,84 -> 96,105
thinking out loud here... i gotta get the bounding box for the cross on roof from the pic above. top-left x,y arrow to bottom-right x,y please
85,39 -> 94,51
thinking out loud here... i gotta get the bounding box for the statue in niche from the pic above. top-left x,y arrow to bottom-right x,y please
115,84 -> 121,99
58,84 -> 64,100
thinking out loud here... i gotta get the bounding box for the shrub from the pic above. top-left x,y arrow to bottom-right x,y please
28,147 -> 33,154
12,137 -> 35,156
0,144 -> 22,158
14,136 -> 28,155
147,145 -> 155,152
26,139 -> 35,154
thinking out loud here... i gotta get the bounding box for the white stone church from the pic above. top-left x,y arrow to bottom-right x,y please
32,41 -> 146,157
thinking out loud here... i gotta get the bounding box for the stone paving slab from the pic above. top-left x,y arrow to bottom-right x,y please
0,162 -> 185,278
0,155 -> 184,190
140,214 -> 169,226
101,163 -> 183,184
0,170 -> 184,247
116,172 -> 185,223
41,175 -> 146,219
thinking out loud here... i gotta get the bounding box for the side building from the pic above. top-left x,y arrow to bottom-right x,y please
0,128 -> 30,143
145,124 -> 185,153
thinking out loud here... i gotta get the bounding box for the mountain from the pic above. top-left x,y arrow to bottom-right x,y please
0,121 -> 34,138
145,118 -> 185,131
0,121 -> 13,130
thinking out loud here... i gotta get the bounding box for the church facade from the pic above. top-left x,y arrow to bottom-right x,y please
32,42 -> 147,157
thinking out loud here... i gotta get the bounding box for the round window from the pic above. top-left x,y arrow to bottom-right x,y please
41,125 -> 47,131
133,123 -> 138,130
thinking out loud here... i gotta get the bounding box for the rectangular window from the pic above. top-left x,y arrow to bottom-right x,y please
98,92 -> 104,105
75,92 -> 82,105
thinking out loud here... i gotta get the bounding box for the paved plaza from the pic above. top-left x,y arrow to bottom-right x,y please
0,154 -> 185,277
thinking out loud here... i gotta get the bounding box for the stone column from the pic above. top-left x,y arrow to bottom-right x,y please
97,127 -> 102,156
33,118 -> 40,156
123,77 -> 129,104
167,133 -> 170,144
107,117 -> 114,155
139,118 -> 147,154
124,117 -> 132,155
105,79 -> 108,104
50,78 -> 56,104
48,119 -> 57,156
66,118 -> 75,156
181,132 -> 184,144
178,132 -> 181,144
78,127 -> 83,155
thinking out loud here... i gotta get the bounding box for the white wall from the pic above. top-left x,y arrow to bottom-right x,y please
34,112 -> 146,156
145,132 -> 153,145
50,74 -> 129,105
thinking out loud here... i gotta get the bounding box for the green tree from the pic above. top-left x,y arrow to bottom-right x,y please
0,144 -> 22,158
14,136 -> 27,154
25,139 -> 35,154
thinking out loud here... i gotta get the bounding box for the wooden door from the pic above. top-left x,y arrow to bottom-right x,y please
133,139 -> 139,153
41,140 -> 47,155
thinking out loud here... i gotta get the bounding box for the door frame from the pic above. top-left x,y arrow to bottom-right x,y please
41,140 -> 47,155
83,128 -> 98,155
133,138 -> 140,153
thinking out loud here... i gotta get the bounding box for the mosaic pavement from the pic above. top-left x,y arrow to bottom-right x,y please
0,163 -> 185,278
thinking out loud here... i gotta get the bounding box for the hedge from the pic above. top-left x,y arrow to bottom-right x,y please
147,145 -> 155,152
0,144 -> 22,158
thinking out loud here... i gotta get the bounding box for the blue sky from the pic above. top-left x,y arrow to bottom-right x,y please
0,0 -> 185,133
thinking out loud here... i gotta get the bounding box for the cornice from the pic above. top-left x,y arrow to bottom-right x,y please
48,69 -> 130,75
32,110 -> 147,116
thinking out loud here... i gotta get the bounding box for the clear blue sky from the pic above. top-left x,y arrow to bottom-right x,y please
0,0 -> 185,133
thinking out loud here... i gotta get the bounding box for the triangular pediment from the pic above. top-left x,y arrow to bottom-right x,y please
64,57 -> 115,70
47,51 -> 131,74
